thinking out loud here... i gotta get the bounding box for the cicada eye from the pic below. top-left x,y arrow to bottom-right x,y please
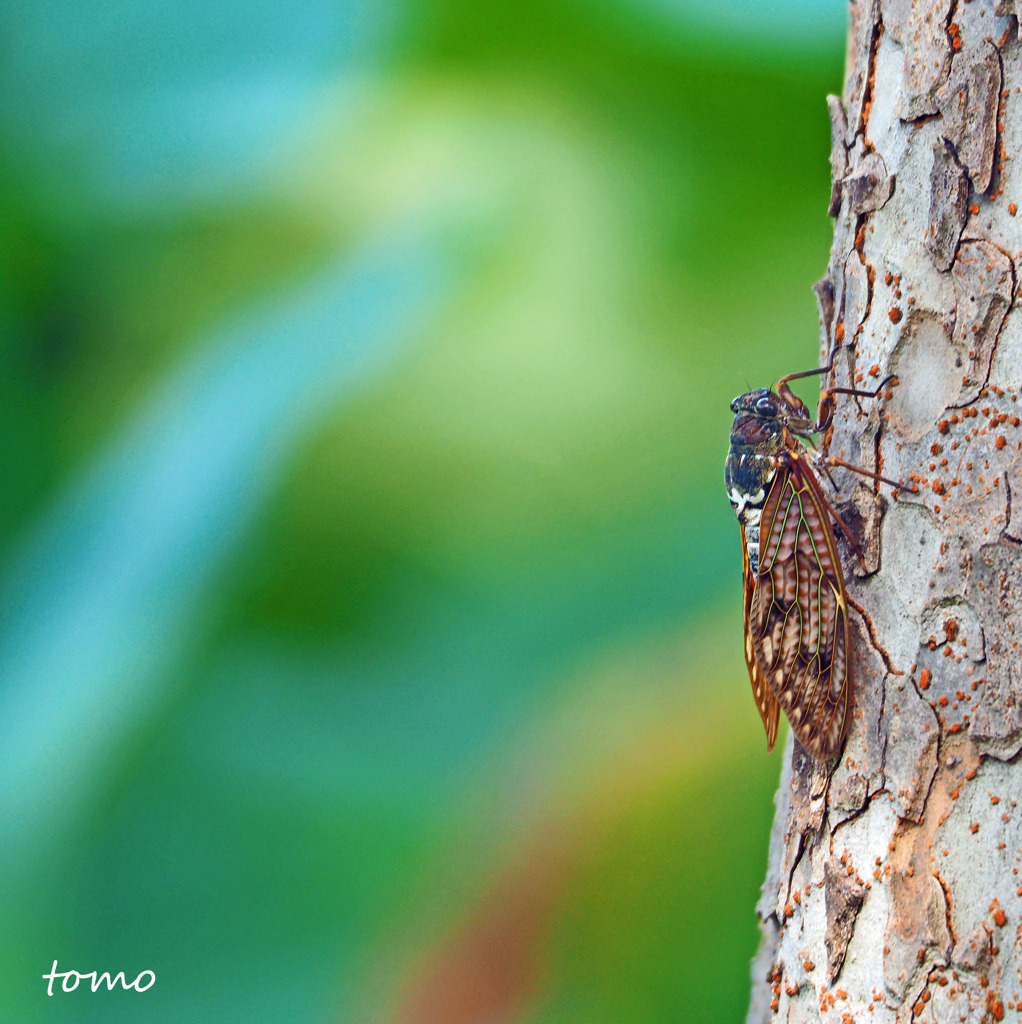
755,396 -> 778,416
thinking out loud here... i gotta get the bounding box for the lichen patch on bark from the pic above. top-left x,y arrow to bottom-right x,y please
936,44 -> 1002,194
824,857 -> 869,983
885,311 -> 960,442
881,0 -> 952,120
926,141 -> 969,272
950,239 -> 1014,405
882,734 -> 977,1000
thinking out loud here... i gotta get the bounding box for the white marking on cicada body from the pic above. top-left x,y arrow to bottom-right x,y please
744,513 -> 762,575
728,485 -> 766,515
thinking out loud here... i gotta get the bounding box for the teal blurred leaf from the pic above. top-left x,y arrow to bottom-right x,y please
2,0 -> 388,209
0,224 -> 455,869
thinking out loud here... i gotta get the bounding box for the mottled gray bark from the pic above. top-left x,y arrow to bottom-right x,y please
749,2 -> 1022,1021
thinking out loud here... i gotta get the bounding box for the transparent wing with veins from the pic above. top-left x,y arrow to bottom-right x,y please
747,449 -> 851,759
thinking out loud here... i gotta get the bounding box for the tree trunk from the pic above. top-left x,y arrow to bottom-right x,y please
748,2 -> 1022,1022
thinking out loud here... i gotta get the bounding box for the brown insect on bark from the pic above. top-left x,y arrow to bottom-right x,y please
725,353 -> 908,759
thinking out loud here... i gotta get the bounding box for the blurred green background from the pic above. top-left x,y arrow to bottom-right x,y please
0,1 -> 845,1021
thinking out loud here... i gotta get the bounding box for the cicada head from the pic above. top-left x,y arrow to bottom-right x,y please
732,385 -> 816,433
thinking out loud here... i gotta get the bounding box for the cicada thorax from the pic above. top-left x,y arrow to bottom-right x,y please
725,389 -> 788,575
725,384 -> 854,760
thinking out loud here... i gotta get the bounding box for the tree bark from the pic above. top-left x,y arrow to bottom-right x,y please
748,2 -> 1022,1022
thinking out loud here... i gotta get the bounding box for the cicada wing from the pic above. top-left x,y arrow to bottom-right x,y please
742,526 -> 780,751
751,453 -> 851,759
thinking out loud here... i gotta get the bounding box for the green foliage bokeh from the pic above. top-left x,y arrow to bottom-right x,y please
0,1 -> 844,1021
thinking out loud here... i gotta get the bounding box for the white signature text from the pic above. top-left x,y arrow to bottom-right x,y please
43,960 -> 155,995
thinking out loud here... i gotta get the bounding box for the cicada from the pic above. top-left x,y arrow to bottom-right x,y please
725,360 -> 896,759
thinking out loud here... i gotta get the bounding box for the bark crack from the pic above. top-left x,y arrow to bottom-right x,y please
848,595 -> 903,675
932,865 -> 957,950
1002,472 -> 1018,544
860,14 -> 886,147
